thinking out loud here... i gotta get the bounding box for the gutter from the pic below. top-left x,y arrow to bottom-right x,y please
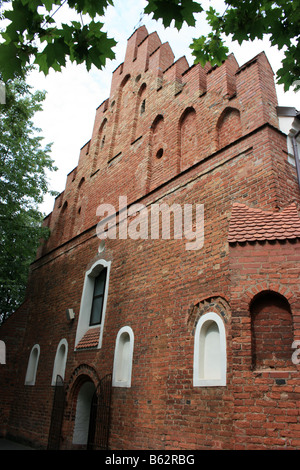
292,128 -> 300,192
277,107 -> 300,193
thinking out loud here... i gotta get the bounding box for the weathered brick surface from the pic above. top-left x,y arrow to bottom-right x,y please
0,26 -> 299,450
229,241 -> 300,449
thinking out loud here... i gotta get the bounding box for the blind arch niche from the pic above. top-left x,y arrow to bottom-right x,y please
112,326 -> 134,388
193,312 -> 227,387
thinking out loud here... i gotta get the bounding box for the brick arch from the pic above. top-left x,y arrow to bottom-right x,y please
70,176 -> 86,237
120,73 -> 131,89
187,294 -> 231,334
150,114 -> 165,157
216,106 -> 242,149
178,107 -> 197,172
92,117 -> 108,171
241,283 -> 297,311
151,113 -> 164,132
109,74 -> 131,161
131,82 -> 147,142
66,364 -> 100,396
55,199 -> 68,242
147,114 -> 165,190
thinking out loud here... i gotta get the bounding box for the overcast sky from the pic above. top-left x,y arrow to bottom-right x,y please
26,0 -> 300,215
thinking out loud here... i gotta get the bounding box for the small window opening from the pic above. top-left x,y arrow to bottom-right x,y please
156,148 -> 164,159
89,268 -> 107,326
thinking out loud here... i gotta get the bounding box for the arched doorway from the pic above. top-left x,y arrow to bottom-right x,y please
72,380 -> 96,448
68,371 -> 112,450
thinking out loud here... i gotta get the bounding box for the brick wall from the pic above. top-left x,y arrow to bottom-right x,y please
229,241 -> 300,449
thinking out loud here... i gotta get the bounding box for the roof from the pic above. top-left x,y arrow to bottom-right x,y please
76,327 -> 100,349
228,203 -> 300,243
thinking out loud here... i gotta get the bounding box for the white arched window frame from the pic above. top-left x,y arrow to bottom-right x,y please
0,340 -> 6,364
25,344 -> 40,385
51,339 -> 68,385
193,312 -> 227,387
75,259 -> 111,349
112,326 -> 134,388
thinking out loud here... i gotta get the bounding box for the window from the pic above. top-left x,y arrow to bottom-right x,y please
0,340 -> 6,364
193,312 -> 226,387
89,268 -> 107,326
140,99 -> 146,114
25,344 -> 40,385
112,326 -> 134,388
75,260 -> 111,350
51,339 -> 68,385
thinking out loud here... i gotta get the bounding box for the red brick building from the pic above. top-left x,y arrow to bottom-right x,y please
1,26 -> 300,450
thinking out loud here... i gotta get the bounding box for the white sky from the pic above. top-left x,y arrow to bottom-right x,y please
26,0 -> 300,215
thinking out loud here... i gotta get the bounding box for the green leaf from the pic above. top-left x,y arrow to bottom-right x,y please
0,43 -> 24,81
144,0 -> 203,29
67,0 -> 113,18
190,33 -> 229,67
43,0 -> 56,11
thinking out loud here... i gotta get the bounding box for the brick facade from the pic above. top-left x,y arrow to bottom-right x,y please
0,26 -> 300,450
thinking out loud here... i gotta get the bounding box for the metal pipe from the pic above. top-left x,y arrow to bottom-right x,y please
292,129 -> 300,192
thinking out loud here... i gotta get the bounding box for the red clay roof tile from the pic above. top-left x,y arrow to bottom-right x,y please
228,203 -> 300,243
76,327 -> 100,349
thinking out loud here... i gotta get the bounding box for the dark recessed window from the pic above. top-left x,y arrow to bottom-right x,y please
156,148 -> 164,159
90,268 -> 107,326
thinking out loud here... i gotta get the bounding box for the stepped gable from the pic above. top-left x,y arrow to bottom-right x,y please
37,25 -> 280,259
228,203 -> 300,243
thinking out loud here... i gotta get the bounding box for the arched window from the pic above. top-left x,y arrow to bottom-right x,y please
51,339 -> 68,385
0,340 -> 6,364
112,326 -> 134,388
25,344 -> 40,385
250,291 -> 293,370
75,259 -> 111,350
193,312 -> 226,387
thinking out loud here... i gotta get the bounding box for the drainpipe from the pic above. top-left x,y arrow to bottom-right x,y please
292,129 -> 300,192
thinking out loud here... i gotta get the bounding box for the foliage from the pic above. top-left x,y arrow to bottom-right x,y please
0,0 -> 299,91
0,0 -> 116,80
146,0 -> 300,92
0,72 -> 56,323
